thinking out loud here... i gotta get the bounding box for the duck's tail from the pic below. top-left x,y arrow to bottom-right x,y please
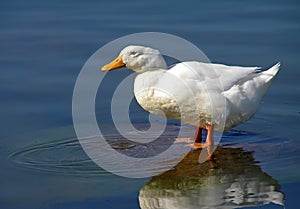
261,62 -> 281,83
223,62 -> 281,130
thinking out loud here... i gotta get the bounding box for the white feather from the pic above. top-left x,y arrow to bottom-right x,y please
119,46 -> 280,131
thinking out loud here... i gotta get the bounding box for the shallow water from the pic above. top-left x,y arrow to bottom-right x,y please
1,125 -> 299,209
1,0 -> 300,208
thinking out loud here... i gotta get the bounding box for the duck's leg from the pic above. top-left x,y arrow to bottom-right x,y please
193,126 -> 215,145
205,124 -> 214,160
205,124 -> 214,146
191,125 -> 214,160
192,127 -> 205,149
194,127 -> 203,143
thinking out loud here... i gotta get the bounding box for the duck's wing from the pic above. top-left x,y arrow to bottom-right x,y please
168,62 -> 260,91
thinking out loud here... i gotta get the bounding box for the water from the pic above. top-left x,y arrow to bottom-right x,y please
1,0 -> 300,208
2,126 -> 297,208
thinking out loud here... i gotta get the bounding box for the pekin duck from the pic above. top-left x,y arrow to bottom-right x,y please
102,45 -> 280,148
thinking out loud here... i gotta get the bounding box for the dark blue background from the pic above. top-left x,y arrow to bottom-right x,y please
1,0 -> 299,208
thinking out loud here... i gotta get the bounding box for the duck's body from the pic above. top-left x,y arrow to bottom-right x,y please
134,61 -> 279,131
102,45 -> 280,149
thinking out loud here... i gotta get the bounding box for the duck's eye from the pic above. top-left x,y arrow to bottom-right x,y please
130,52 -> 139,57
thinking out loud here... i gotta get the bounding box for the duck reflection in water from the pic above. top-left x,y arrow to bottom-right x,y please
139,147 -> 284,209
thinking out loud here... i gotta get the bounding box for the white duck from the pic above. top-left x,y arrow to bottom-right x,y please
102,45 -> 280,148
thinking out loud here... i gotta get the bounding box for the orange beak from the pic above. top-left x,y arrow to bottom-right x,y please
102,55 -> 126,71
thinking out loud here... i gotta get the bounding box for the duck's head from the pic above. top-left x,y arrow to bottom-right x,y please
102,45 -> 167,73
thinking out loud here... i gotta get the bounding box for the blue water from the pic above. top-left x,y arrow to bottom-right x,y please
1,0 -> 300,208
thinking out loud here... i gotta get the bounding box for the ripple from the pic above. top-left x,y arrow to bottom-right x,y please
9,137 -> 106,176
7,125 -> 298,179
7,124 -> 182,176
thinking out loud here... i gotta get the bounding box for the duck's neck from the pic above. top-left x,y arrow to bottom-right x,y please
134,69 -> 167,90
131,54 -> 168,73
134,67 -> 167,74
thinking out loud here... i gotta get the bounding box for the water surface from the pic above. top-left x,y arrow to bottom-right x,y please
1,0 -> 299,208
